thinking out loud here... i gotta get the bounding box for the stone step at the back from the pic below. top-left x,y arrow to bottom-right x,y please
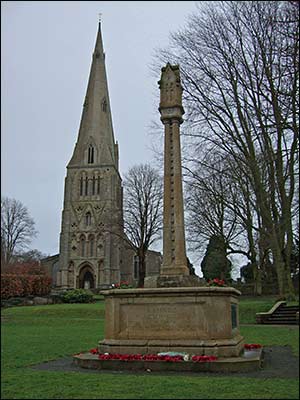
256,302 -> 299,325
275,312 -> 298,316
263,320 -> 298,325
274,314 -> 298,319
268,315 -> 297,321
270,311 -> 297,316
279,306 -> 299,311
266,316 -> 298,323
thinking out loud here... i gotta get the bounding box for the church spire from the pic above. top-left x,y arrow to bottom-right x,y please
94,19 -> 104,55
68,21 -> 118,170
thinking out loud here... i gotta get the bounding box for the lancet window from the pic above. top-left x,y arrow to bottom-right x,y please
85,177 -> 89,196
80,235 -> 86,257
92,176 -> 96,195
89,235 -> 95,257
85,212 -> 92,226
79,177 -> 83,196
102,98 -> 107,112
97,176 -> 101,195
88,145 -> 94,164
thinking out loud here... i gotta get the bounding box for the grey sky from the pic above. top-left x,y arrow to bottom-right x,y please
1,1 -> 199,262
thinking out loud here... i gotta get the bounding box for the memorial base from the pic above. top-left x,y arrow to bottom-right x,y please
98,286 -> 244,358
73,347 -> 263,373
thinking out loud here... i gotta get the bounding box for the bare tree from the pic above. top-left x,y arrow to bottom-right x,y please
13,249 -> 48,264
1,197 -> 37,267
185,153 -> 261,287
154,1 -> 299,298
123,164 -> 163,287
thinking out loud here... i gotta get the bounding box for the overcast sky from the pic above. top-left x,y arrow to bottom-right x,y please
2,1 -> 203,267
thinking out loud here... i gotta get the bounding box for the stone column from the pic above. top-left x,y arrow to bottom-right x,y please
158,64 -> 189,277
161,119 -> 188,276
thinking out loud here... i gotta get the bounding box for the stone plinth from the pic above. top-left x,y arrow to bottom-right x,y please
99,286 -> 244,358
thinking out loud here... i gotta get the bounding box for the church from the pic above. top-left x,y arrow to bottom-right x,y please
42,22 -> 162,290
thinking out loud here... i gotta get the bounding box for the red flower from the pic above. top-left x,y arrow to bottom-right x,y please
89,348 -> 99,354
191,355 -> 218,362
207,278 -> 226,287
244,344 -> 262,350
97,353 -> 184,362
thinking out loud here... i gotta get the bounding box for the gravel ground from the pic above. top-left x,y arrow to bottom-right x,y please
30,346 -> 299,378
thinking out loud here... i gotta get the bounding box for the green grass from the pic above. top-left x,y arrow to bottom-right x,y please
93,294 -> 104,301
239,296 -> 278,324
1,298 -> 299,399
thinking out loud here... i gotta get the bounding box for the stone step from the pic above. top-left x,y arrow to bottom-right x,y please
272,310 -> 297,314
262,320 -> 298,325
279,306 -> 299,311
267,317 -> 297,321
269,313 -> 297,317
265,319 -> 298,322
274,313 -> 298,316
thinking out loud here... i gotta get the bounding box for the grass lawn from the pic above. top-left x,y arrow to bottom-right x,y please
1,297 -> 299,399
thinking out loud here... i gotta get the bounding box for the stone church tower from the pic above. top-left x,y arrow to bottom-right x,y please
57,22 -> 123,290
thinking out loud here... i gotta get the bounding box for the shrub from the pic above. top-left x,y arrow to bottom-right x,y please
8,261 -> 48,276
1,261 -> 52,299
61,289 -> 94,303
30,275 -> 52,296
1,275 -> 24,299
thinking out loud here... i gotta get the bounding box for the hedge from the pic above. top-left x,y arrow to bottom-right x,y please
1,274 -> 52,299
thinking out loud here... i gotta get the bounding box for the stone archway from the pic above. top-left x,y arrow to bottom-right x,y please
78,265 -> 95,289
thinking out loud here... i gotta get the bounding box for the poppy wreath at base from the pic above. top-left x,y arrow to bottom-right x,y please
244,344 -> 262,350
88,349 -> 218,363
98,353 -> 184,362
191,355 -> 218,362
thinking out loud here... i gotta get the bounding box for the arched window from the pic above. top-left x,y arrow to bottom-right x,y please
102,98 -> 107,112
85,212 -> 92,226
89,236 -> 95,257
92,176 -> 96,195
97,176 -> 101,195
80,236 -> 85,257
88,145 -> 94,164
79,176 -> 83,196
85,177 -> 88,196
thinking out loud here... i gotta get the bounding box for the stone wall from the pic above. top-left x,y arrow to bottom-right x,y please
42,248 -> 162,289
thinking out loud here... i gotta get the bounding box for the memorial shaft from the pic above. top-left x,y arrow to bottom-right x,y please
159,64 -> 189,276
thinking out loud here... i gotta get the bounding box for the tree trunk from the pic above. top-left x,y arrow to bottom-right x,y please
252,264 -> 262,296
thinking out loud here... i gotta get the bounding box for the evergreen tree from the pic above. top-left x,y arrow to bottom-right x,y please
201,235 -> 232,282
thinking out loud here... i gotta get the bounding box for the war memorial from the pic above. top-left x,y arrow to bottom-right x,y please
73,22 -> 262,373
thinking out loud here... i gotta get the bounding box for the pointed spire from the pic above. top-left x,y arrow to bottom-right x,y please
94,17 -> 104,58
68,21 -> 118,170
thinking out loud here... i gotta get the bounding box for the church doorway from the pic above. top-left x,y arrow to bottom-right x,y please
78,265 -> 95,289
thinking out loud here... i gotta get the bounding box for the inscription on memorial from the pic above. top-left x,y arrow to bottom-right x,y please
119,302 -> 209,339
